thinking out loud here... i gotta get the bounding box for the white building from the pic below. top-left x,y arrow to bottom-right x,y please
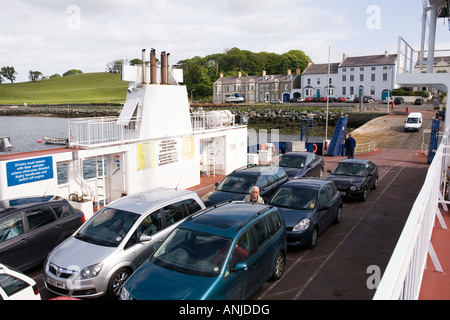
301,52 -> 398,101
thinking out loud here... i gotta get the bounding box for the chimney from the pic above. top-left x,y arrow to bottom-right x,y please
307,60 -> 313,67
161,51 -> 167,85
385,51 -> 389,57
342,53 -> 348,61
238,71 -> 242,78
219,72 -> 224,78
142,49 -> 146,84
296,68 -> 301,75
150,49 -> 156,84
262,70 -> 266,76
287,69 -> 291,75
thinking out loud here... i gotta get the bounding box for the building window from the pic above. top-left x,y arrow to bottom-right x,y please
342,75 -> 346,82
360,74 -> 364,82
371,74 -> 376,82
350,75 -> 354,82
360,67 -> 364,71
383,73 -> 388,81
342,87 -> 346,95
350,87 -> 354,95
307,78 -> 311,85
370,86 -> 375,95
371,67 -> 376,71
317,78 -> 320,85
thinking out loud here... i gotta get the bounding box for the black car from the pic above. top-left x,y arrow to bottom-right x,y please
0,195 -> 85,271
394,97 -> 405,105
326,159 -> 378,201
278,152 -> 324,180
414,98 -> 425,105
268,178 -> 342,249
201,166 -> 288,206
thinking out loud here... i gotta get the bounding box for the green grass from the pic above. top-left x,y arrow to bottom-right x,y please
0,73 -> 128,105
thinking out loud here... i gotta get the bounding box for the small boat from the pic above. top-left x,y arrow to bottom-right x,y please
43,136 -> 68,145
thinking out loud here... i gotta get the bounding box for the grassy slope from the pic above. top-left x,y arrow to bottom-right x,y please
0,73 -> 128,105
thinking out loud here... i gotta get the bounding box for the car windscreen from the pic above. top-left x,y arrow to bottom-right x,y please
75,207 -> 140,247
151,228 -> 232,277
331,163 -> 366,177
279,155 -> 306,168
216,175 -> 258,194
407,118 -> 419,123
269,185 -> 318,210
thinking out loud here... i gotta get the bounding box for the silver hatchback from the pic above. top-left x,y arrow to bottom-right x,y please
43,188 -> 205,299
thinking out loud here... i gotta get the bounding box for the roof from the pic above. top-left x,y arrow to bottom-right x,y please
182,202 -> 275,238
340,54 -> 397,67
215,73 -> 298,85
282,178 -> 330,190
302,63 -> 340,75
231,165 -> 279,176
0,195 -> 64,217
107,188 -> 198,215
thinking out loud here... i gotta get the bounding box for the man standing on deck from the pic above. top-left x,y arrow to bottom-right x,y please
345,134 -> 356,159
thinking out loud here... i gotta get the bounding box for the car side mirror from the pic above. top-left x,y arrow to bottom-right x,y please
139,235 -> 152,243
214,182 -> 219,188
233,262 -> 248,272
327,169 -> 332,174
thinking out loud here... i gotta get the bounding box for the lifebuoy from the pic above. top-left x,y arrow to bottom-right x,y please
312,143 -> 318,154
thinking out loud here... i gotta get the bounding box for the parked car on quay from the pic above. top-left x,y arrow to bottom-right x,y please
304,97 -> 313,102
0,263 -> 41,300
120,202 -> 287,300
326,159 -> 379,201
394,97 -> 405,105
0,195 -> 85,271
44,188 -> 205,299
336,97 -> 345,102
319,97 -> 327,102
268,179 -> 342,249
201,166 -> 288,206
363,96 -> 374,103
277,152 -> 324,180
414,98 -> 425,105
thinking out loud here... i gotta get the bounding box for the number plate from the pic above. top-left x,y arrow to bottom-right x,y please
340,191 -> 346,196
47,277 -> 66,289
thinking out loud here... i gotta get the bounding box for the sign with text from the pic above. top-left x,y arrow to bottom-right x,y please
6,156 -> 54,187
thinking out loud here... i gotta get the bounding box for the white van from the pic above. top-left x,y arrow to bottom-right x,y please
404,112 -> 423,132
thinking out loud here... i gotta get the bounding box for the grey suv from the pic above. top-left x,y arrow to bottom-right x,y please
43,188 -> 205,299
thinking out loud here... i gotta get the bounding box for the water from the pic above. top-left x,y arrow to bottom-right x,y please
0,116 -> 70,154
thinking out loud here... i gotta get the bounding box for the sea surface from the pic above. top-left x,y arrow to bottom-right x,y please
0,116 -> 70,154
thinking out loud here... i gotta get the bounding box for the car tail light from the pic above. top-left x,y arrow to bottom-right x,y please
80,214 -> 86,223
32,284 -> 39,296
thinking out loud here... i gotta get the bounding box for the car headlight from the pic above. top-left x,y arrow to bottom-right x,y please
120,287 -> 131,300
81,263 -> 103,279
293,219 -> 310,232
350,185 -> 357,191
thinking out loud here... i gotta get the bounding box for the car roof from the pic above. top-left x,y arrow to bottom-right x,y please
107,188 -> 199,215
0,195 -> 65,218
231,165 -> 280,176
338,159 -> 371,165
281,178 -> 329,190
282,152 -> 314,158
180,202 -> 275,239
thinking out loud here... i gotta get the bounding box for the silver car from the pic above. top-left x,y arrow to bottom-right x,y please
43,188 -> 205,299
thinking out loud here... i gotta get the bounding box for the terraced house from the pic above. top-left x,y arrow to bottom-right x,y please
213,69 -> 301,104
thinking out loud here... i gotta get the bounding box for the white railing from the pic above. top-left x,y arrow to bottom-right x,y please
373,134 -> 449,300
68,117 -> 141,148
190,111 -> 236,132
355,141 -> 376,155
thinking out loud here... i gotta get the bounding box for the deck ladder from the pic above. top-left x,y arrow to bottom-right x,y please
95,155 -> 108,207
207,139 -> 216,177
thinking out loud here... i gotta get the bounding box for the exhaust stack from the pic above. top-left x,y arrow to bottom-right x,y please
150,49 -> 156,84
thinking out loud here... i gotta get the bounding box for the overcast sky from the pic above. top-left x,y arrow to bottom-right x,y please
1,0 -> 449,83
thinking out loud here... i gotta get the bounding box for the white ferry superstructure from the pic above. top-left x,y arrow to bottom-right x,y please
0,49 -> 248,219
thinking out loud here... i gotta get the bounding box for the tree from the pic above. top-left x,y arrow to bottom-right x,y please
28,70 -> 43,82
63,69 -> 83,77
1,66 -> 17,83
106,60 -> 123,73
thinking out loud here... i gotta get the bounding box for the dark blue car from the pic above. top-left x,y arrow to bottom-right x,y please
278,152 -> 324,180
268,179 -> 342,249
120,202 -> 287,300
201,166 -> 288,206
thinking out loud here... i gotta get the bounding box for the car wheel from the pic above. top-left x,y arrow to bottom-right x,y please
270,251 -> 286,281
306,227 -> 318,249
372,177 -> 378,190
107,268 -> 132,299
333,207 -> 342,224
